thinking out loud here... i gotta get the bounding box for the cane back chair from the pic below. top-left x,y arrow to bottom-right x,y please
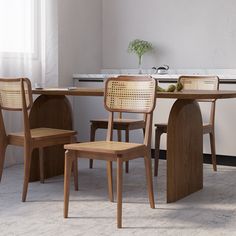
0,78 -> 78,202
64,76 -> 157,228
154,75 -> 219,176
89,75 -> 146,173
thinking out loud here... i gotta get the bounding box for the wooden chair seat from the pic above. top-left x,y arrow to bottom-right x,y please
154,123 -> 167,131
8,128 -> 76,145
65,141 -> 145,155
90,118 -> 145,172
154,75 -> 219,176
203,124 -> 213,134
155,123 -> 212,133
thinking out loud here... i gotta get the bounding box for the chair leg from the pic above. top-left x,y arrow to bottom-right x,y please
117,158 -> 123,228
117,129 -> 122,142
154,127 -> 162,176
69,135 -> 79,190
107,161 -> 113,202
142,128 -> 145,136
89,125 -> 96,169
209,132 -> 217,171
39,148 -> 44,183
64,150 -> 75,218
125,129 -> 129,173
73,158 -> 79,191
0,144 -> 7,182
144,152 -> 155,209
22,146 -> 33,202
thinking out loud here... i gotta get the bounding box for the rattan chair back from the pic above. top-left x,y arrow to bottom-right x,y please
0,78 -> 33,111
179,75 -> 219,102
104,76 -> 156,113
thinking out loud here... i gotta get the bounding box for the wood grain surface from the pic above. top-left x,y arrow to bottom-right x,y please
33,87 -> 236,99
29,95 -> 73,181
167,99 -> 203,202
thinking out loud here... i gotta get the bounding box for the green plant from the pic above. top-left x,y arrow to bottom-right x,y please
127,39 -> 153,71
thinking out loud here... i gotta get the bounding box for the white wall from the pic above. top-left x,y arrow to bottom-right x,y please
58,0 -> 102,87
57,0 -> 236,84
102,0 -> 236,70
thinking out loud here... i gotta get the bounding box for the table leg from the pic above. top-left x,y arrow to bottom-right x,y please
29,95 -> 73,182
167,99 -> 203,203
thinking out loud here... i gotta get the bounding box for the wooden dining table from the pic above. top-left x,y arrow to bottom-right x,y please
31,87 -> 236,203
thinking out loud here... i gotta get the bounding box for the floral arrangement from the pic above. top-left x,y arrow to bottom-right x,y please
127,39 -> 153,73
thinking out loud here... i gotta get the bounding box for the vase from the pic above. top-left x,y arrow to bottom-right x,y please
138,56 -> 142,74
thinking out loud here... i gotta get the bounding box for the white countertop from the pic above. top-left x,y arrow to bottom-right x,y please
73,69 -> 236,81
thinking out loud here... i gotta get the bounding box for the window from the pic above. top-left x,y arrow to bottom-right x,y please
0,0 -> 38,56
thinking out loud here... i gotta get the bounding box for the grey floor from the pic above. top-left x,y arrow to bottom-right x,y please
0,159 -> 236,236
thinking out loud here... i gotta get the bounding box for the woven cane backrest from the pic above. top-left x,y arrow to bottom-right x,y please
179,76 -> 219,102
179,75 -> 219,125
104,76 -> 156,113
0,78 -> 33,111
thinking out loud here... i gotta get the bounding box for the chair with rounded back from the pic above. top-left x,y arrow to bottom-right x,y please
63,75 -> 157,228
0,78 -> 78,202
154,75 -> 219,176
89,75 -> 146,173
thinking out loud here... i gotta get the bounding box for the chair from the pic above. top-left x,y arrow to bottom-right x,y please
0,78 -> 78,202
64,76 -> 156,228
89,76 -> 146,173
154,75 -> 219,176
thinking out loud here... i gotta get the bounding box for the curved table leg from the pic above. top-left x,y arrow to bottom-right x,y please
29,95 -> 73,182
167,99 -> 203,203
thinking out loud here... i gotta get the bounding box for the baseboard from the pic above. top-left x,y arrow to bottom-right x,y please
151,149 -> 236,167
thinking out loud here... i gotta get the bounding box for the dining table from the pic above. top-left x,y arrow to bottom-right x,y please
31,87 -> 236,203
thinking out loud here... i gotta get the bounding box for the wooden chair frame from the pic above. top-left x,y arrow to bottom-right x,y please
0,78 -> 78,202
154,75 -> 219,176
64,76 -> 157,228
89,100 -> 146,173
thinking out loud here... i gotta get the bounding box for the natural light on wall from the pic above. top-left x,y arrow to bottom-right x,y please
0,0 -> 36,55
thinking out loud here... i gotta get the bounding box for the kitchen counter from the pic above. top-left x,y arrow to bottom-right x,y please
73,70 -> 236,83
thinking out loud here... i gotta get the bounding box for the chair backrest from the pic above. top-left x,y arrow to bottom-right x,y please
0,78 -> 33,141
178,75 -> 219,125
179,75 -> 219,92
105,76 -> 156,113
104,76 -> 157,147
0,78 -> 33,111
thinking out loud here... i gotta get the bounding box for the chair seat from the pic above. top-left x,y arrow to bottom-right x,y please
90,119 -> 145,130
154,123 -> 167,128
8,128 -> 76,146
65,141 -> 145,155
155,123 -> 212,133
203,124 -> 213,134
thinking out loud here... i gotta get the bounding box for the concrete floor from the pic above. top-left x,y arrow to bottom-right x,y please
0,159 -> 236,236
